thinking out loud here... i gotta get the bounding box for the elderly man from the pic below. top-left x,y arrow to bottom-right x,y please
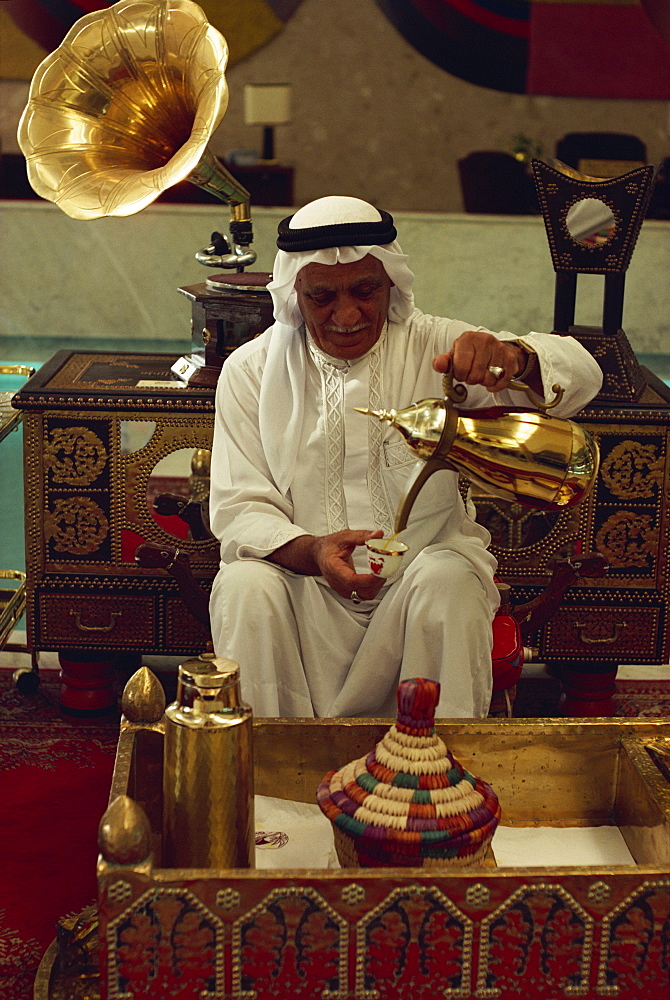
209,196 -> 602,718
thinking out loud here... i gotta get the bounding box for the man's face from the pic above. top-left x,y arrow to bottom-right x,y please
295,255 -> 392,360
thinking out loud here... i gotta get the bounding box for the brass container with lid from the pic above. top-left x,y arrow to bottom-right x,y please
163,654 -> 254,869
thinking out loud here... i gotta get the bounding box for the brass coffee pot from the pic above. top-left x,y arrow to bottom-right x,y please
357,371 -> 599,533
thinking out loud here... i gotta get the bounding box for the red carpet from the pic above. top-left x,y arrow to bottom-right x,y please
0,669 -> 119,1000
0,666 -> 667,999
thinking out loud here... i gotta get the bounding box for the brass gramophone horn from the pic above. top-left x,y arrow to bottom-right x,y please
17,0 -> 255,269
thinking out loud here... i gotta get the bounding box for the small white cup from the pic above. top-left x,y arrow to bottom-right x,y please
366,538 -> 409,578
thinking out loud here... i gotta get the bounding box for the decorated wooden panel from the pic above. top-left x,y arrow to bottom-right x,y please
97,870 -> 670,999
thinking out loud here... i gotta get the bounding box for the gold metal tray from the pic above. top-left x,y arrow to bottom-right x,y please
48,713 -> 663,1000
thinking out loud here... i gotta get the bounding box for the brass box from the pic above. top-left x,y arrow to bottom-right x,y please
81,717 -> 670,1000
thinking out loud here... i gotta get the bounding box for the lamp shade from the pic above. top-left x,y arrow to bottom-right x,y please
244,83 -> 291,125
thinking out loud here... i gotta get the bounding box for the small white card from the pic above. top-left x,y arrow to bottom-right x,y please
136,380 -> 187,388
492,825 -> 635,867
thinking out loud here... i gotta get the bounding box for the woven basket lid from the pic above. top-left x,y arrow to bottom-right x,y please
317,677 -> 500,865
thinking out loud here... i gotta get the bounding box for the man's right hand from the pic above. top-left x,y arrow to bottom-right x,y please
268,529 -> 386,601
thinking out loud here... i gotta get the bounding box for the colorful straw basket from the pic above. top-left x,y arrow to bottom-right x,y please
317,677 -> 501,868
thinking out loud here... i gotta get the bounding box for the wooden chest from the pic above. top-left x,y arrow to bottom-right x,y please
476,385 -> 670,666
12,350 -> 218,659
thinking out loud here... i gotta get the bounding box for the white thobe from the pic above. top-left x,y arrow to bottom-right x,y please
209,309 -> 603,718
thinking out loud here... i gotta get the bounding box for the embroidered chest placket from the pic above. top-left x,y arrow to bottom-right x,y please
309,339 -> 395,535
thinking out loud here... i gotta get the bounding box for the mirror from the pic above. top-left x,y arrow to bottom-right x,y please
566,198 -> 616,245
120,420 -> 156,455
146,447 -> 211,540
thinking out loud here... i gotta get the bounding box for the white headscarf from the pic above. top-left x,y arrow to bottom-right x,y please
267,196 -> 415,326
259,196 -> 417,494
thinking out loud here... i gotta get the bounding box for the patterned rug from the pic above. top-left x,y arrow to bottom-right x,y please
0,666 -> 667,999
514,675 -> 670,718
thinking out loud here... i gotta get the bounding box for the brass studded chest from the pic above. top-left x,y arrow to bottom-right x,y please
12,350 -> 217,662
473,352 -> 670,711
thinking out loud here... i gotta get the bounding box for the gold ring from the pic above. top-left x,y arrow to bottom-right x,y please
351,590 -> 362,605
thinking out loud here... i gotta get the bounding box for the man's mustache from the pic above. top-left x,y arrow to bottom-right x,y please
323,323 -> 368,334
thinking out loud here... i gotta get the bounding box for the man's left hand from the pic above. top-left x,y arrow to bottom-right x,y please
432,330 -> 530,393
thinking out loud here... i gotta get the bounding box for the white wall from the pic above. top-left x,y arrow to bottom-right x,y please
1,201 -> 667,360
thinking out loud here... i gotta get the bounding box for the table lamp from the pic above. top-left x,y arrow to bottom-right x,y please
244,83 -> 291,163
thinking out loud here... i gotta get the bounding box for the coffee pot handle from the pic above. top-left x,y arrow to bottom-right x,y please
505,378 -> 565,412
442,369 -> 565,413
394,458 -> 453,534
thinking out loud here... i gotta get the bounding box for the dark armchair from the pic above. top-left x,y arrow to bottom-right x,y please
457,151 -> 539,215
554,132 -> 647,177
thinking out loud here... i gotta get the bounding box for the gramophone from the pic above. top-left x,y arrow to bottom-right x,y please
16,0 -> 274,387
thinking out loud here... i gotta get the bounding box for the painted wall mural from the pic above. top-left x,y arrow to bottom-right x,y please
0,0 -> 305,80
375,0 -> 670,97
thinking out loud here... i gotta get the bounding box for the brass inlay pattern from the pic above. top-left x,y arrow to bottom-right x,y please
37,574 -> 183,591
476,883 -> 593,998
341,883 -> 366,906
231,886 -> 349,999
44,425 -> 107,485
600,441 -> 663,499
18,392 -> 214,413
597,879 -> 670,996
587,881 -> 612,905
45,497 -> 109,554
106,886 -> 225,1000
356,884 -> 473,999
107,881 -> 132,905
466,883 -> 491,908
216,887 -> 241,911
595,511 -> 659,568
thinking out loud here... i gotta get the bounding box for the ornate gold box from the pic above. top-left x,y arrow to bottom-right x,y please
61,715 -> 668,999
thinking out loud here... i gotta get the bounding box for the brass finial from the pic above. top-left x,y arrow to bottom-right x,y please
98,795 -> 152,865
354,406 -> 394,421
121,666 -> 166,724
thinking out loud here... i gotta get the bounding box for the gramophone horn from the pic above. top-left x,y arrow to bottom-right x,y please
17,0 -> 255,269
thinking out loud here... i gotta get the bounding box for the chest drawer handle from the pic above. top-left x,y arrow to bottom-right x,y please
70,610 -> 122,633
574,621 -> 627,644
